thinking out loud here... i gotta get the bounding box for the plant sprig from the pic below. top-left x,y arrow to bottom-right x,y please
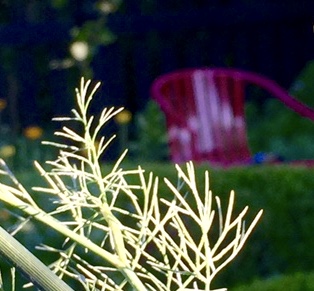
0,78 -> 262,290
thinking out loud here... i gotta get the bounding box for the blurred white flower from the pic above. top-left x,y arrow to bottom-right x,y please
70,41 -> 89,61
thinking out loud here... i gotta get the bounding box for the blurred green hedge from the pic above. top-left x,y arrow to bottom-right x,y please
231,271 -> 314,291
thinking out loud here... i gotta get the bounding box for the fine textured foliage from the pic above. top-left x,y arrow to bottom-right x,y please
0,78 -> 262,290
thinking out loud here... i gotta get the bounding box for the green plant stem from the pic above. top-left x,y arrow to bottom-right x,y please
99,203 -> 129,264
0,188 -> 146,291
0,226 -> 73,291
87,131 -> 132,279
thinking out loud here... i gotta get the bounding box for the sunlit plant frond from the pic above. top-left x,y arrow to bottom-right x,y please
0,78 -> 262,291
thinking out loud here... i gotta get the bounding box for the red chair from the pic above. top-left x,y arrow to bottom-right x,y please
150,68 -> 314,167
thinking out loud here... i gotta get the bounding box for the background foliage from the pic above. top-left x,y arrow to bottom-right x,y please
247,60 -> 314,160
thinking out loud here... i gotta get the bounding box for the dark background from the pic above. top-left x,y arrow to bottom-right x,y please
0,0 -> 313,131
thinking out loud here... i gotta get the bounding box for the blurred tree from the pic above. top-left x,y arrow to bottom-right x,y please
0,0 -> 121,131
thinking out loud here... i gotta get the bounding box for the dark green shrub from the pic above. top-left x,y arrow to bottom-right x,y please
130,100 -> 169,161
231,271 -> 314,291
247,60 -> 314,160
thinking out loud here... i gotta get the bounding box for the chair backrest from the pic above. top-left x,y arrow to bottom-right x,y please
151,68 -> 314,166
